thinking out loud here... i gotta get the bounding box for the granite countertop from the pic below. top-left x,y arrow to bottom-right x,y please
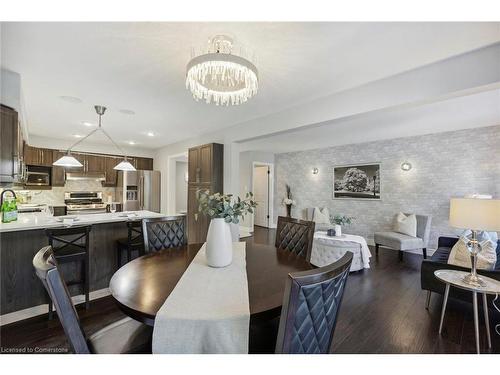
0,211 -> 185,233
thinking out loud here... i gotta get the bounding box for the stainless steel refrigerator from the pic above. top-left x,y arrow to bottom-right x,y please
116,170 -> 161,212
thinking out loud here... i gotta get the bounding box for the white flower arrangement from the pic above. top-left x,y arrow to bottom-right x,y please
283,184 -> 296,206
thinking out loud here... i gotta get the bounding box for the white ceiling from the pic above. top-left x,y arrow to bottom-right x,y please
238,89 -> 500,153
1,22 -> 499,149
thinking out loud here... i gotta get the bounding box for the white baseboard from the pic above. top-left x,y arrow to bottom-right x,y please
0,287 -> 111,326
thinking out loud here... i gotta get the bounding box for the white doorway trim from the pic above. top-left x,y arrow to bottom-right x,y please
251,161 -> 274,229
167,151 -> 188,215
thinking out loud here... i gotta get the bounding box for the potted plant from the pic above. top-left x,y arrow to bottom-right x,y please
283,184 -> 296,217
198,191 -> 257,267
329,214 -> 355,236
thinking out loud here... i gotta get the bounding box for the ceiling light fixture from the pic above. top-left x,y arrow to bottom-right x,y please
147,132 -> 154,137
128,141 -> 136,145
186,35 -> 258,106
59,95 -> 82,104
53,105 -> 136,171
81,121 -> 94,127
119,109 -> 135,115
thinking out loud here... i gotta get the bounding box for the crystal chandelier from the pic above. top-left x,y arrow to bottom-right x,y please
53,105 -> 136,171
186,35 -> 258,106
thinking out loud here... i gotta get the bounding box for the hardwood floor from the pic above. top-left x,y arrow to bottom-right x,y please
1,226 -> 499,354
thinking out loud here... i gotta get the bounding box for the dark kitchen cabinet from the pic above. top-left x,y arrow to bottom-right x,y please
24,145 -> 53,166
103,156 -> 121,186
0,105 -> 22,183
187,143 -> 223,244
51,150 -> 67,186
135,157 -> 153,170
84,154 -> 104,173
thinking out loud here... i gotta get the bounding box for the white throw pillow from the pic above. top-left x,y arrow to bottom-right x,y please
312,207 -> 330,224
448,231 -> 497,270
393,212 -> 417,237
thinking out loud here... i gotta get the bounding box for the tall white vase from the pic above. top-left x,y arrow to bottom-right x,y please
229,222 -> 240,242
206,218 -> 233,267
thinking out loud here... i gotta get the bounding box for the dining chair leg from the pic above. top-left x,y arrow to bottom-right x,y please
482,293 -> 491,349
425,291 -> 431,310
375,244 -> 379,256
398,250 -> 403,261
422,248 -> 427,259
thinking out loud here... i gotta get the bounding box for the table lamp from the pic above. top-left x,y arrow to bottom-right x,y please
449,197 -> 500,286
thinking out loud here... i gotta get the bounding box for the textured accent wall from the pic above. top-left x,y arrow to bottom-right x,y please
274,125 -> 500,250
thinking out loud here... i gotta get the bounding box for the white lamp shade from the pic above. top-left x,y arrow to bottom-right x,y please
52,154 -> 83,168
449,198 -> 500,231
114,159 -> 136,171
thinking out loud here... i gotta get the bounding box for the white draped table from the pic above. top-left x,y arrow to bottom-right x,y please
311,232 -> 372,271
152,242 -> 250,354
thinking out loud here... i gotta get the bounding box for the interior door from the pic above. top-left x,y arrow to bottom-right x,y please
253,166 -> 270,228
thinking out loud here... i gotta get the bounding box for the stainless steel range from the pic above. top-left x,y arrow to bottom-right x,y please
64,191 -> 107,215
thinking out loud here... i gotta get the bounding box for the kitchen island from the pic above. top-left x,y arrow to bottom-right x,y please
0,211 -> 185,322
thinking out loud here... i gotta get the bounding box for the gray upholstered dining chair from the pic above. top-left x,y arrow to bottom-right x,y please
275,216 -> 316,261
374,213 -> 432,260
33,245 -> 152,354
142,216 -> 186,253
275,252 -> 353,354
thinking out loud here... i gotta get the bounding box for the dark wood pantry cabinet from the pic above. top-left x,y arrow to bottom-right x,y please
187,143 -> 223,244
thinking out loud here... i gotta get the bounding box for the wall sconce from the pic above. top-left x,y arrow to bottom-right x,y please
312,168 -> 319,175
401,161 -> 412,171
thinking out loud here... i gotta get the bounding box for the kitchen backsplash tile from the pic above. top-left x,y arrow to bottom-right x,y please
9,180 -> 116,206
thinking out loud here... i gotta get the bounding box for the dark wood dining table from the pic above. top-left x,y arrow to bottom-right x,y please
109,241 -> 313,326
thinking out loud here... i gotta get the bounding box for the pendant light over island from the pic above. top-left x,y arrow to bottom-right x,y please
52,105 -> 136,171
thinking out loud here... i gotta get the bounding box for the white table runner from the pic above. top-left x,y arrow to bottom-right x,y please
312,232 -> 372,269
152,242 -> 249,354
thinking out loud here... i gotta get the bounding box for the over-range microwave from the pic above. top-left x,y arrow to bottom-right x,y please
25,167 -> 51,186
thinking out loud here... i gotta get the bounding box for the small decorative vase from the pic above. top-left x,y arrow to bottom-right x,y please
206,218 -> 233,268
286,204 -> 292,218
334,224 -> 342,236
229,222 -> 240,242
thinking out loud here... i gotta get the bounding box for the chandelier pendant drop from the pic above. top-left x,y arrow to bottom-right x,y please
186,35 -> 258,106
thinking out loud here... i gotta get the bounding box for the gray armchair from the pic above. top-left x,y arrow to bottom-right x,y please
374,214 -> 432,260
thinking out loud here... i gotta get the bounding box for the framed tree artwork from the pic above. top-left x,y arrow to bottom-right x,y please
333,163 -> 381,200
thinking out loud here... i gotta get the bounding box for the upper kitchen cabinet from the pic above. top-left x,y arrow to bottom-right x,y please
103,156 -> 121,186
0,104 -> 23,184
84,154 -> 104,173
24,145 -> 53,166
51,150 -> 66,187
188,143 -> 221,184
135,157 -> 153,170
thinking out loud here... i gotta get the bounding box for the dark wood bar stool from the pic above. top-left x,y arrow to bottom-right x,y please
116,220 -> 144,268
45,225 -> 91,320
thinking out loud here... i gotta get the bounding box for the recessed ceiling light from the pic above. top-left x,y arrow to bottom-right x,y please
128,141 -> 136,145
81,121 -> 94,127
73,134 -> 83,138
59,96 -> 82,104
119,109 -> 135,115
147,132 -> 155,137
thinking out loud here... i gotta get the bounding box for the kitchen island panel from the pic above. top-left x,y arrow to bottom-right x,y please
1,222 -> 129,315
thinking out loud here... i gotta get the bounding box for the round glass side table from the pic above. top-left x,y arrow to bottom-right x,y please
434,269 -> 500,354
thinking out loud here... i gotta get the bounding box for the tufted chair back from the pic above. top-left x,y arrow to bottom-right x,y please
275,216 -> 315,261
142,216 -> 186,253
275,252 -> 353,354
